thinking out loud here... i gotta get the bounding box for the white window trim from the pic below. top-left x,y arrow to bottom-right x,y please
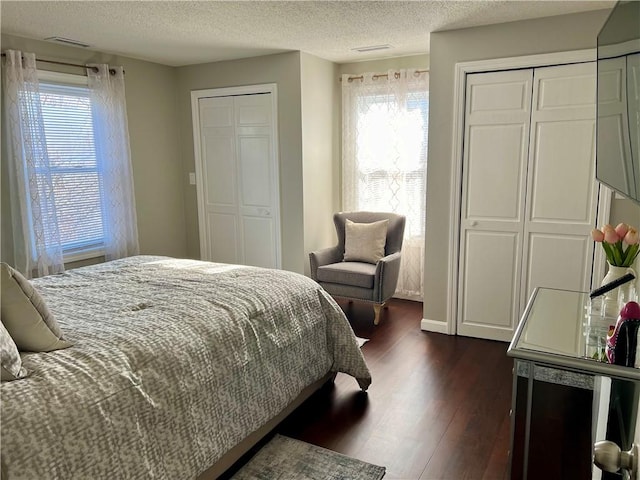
38,70 -> 88,86
63,247 -> 105,264
36,69 -> 105,264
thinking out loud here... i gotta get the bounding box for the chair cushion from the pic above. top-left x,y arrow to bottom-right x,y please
316,262 -> 377,289
343,219 -> 388,264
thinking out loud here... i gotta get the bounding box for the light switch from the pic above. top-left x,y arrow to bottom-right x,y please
189,172 -> 196,185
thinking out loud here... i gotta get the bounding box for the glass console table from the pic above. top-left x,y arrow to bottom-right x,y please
507,287 -> 640,480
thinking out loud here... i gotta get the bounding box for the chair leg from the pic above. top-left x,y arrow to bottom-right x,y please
373,302 -> 386,325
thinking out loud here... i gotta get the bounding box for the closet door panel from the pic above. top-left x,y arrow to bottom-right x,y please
525,233 -> 591,295
457,69 -> 533,341
529,120 -> 595,223
208,213 -> 239,264
466,124 -> 526,220
521,62 -> 598,309
460,231 -> 520,338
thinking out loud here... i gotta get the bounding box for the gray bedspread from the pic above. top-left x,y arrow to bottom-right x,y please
1,256 -> 371,479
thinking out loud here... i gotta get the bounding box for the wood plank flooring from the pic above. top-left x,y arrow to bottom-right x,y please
228,298 -> 514,480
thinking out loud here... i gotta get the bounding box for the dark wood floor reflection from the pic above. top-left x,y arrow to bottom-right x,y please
278,298 -> 513,480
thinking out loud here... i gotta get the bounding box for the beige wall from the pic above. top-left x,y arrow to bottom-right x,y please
0,34 -> 187,267
300,52 -> 339,276
425,10 -> 611,328
338,54 -> 429,76
175,52 -> 306,273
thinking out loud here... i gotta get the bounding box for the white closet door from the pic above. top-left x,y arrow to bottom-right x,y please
197,93 -> 280,268
520,62 -> 598,309
458,62 -> 598,342
457,69 -> 533,341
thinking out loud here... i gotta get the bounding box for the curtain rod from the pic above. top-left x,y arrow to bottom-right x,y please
0,53 -> 121,75
341,69 -> 428,82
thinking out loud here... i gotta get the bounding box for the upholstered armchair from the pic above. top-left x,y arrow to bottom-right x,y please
309,212 -> 406,325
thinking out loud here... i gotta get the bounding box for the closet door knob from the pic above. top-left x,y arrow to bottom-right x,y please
594,441 -> 638,480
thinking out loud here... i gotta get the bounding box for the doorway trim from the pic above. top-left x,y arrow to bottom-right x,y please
190,83 -> 281,267
435,49 -> 610,337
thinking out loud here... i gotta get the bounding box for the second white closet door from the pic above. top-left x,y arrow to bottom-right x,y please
520,62 -> 598,312
458,62 -> 598,342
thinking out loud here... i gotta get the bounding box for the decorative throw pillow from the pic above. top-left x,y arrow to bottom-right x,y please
0,321 -> 27,382
343,219 -> 389,264
0,263 -> 72,352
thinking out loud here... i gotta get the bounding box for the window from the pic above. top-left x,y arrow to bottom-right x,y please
354,91 -> 428,238
5,53 -> 137,276
36,71 -> 105,261
342,69 -> 429,299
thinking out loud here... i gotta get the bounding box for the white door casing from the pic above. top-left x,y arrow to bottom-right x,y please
191,84 -> 281,269
457,62 -> 599,342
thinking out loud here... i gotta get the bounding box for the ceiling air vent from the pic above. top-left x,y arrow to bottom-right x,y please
351,44 -> 393,53
44,37 -> 91,48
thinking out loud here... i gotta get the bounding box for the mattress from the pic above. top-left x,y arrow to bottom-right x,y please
1,256 -> 371,479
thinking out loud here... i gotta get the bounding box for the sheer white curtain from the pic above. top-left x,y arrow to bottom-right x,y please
342,68 -> 428,300
88,64 -> 139,260
3,50 -> 65,277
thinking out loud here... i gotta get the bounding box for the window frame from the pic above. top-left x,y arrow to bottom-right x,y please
36,70 -> 105,263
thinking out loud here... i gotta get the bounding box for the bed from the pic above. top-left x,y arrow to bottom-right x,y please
0,256 -> 371,479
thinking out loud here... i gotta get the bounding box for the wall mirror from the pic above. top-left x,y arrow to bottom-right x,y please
597,0 -> 640,205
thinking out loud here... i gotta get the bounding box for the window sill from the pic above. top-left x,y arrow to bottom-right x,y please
63,247 -> 105,264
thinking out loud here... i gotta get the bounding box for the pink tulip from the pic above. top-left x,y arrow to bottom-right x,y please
591,229 -> 605,242
615,223 -> 630,238
624,227 -> 639,245
603,224 -> 620,243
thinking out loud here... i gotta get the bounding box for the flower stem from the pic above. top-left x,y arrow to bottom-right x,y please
612,241 -> 624,265
622,243 -> 639,267
601,242 -> 616,265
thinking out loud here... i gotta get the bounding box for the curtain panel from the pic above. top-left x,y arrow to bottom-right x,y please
3,50 -> 65,277
342,68 -> 428,300
87,64 -> 139,261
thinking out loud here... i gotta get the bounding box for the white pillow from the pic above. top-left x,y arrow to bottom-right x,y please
343,219 -> 389,264
0,321 -> 27,382
0,263 -> 72,352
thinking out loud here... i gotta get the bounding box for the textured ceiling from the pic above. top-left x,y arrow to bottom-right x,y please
1,1 -> 615,67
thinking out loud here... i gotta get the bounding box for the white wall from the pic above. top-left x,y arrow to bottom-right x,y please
425,10 -> 612,331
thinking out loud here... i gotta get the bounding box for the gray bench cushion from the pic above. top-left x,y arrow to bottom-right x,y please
316,262 -> 376,289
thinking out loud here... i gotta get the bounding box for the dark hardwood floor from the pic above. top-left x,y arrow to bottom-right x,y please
227,298 -> 514,480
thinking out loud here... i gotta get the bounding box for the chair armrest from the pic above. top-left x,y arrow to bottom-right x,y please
373,252 -> 402,302
309,246 -> 343,280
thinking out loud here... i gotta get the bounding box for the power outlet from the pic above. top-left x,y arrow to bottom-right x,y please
189,172 -> 196,185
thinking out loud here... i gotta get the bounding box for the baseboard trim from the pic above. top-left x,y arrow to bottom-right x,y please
421,318 -> 451,334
